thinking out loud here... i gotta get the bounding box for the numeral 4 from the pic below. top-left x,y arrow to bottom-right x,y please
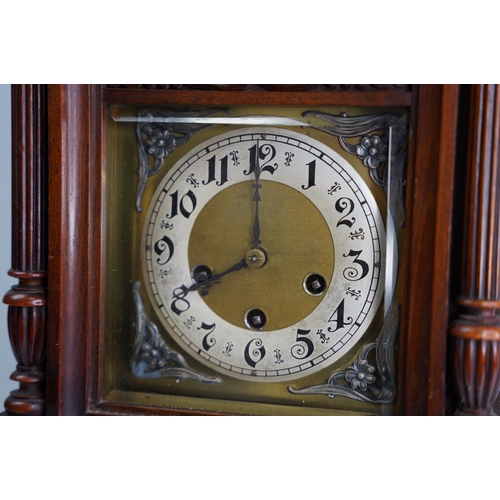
327,299 -> 353,333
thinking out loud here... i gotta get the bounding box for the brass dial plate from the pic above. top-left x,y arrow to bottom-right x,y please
189,180 -> 335,331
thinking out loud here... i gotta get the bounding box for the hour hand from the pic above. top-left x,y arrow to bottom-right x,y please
186,258 -> 249,296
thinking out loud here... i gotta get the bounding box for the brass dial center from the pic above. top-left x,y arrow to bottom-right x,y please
245,248 -> 267,269
188,180 -> 334,331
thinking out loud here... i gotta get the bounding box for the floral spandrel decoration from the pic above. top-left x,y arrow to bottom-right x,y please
302,110 -> 407,228
131,282 -> 220,383
144,127 -> 177,162
134,107 -> 229,212
288,305 -> 399,404
356,135 -> 388,170
345,358 -> 376,391
137,333 -> 181,373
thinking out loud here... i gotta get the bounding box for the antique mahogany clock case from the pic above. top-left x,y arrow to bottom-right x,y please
4,84 -> 500,416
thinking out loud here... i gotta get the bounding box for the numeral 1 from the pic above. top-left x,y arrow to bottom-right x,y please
301,160 -> 316,190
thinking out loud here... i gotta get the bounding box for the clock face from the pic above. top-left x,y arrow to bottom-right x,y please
143,127 -> 386,382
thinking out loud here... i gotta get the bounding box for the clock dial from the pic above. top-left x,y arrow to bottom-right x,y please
143,127 -> 386,381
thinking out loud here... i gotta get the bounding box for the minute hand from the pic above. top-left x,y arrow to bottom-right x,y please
252,141 -> 262,249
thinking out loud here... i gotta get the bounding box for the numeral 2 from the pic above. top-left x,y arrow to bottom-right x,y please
335,197 -> 356,228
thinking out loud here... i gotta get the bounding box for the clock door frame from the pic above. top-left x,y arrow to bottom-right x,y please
6,83 -> 490,416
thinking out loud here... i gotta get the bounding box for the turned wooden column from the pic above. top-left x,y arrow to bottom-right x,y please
2,85 -> 47,415
450,84 -> 500,416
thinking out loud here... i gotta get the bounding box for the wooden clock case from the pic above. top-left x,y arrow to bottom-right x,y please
4,84 -> 500,416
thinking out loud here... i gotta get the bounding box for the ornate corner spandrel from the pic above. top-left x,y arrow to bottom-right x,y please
303,111 -> 408,228
286,111 -> 407,407
132,282 -> 220,384
134,108 -> 229,212
288,304 -> 399,404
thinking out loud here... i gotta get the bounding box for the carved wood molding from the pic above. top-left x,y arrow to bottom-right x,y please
449,84 -> 500,416
2,85 -> 48,415
398,85 -> 459,415
105,84 -> 410,92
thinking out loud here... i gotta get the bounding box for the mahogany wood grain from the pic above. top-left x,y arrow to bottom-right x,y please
449,84 -> 500,415
105,84 -> 411,92
2,85 -> 48,416
103,89 -> 412,107
398,85 -> 459,415
45,85 -> 94,415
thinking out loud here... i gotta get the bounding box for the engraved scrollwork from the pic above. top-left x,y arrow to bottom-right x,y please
288,304 -> 399,404
304,111 -> 408,227
135,107 -> 229,212
131,282 -> 220,383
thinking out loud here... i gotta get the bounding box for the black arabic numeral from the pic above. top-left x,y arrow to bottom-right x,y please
203,155 -> 229,187
246,144 -> 277,175
335,197 -> 356,228
199,322 -> 217,351
291,329 -> 315,360
343,249 -> 370,281
301,160 -> 316,190
244,338 -> 266,368
327,299 -> 353,333
171,286 -> 190,316
259,143 -> 278,174
154,235 -> 174,265
167,189 -> 197,219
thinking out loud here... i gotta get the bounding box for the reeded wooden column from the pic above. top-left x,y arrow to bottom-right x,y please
450,85 -> 500,416
2,85 -> 47,415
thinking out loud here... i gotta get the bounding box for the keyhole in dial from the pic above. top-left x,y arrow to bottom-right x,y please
244,308 -> 267,331
191,264 -> 213,284
303,273 -> 327,297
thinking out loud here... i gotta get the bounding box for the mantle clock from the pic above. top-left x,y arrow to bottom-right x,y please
3,84 -> 500,416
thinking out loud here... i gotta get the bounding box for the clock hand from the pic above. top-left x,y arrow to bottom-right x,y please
175,258 -> 249,299
251,140 -> 262,250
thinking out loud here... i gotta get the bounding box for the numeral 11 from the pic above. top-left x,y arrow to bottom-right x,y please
204,155 -> 229,186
